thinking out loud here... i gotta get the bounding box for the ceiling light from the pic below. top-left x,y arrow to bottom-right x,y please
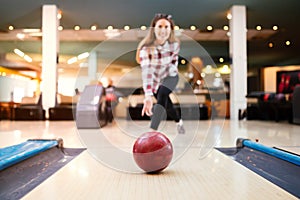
190,25 -> 196,31
14,48 -> 33,63
78,52 -> 89,60
24,55 -> 33,62
223,25 -> 229,31
57,10 -> 62,19
272,25 -> 278,31
29,32 -> 43,37
140,25 -> 147,30
226,13 -> 232,20
219,57 -> 224,63
67,52 -> 90,64
124,25 -> 130,30
107,25 -> 114,30
67,57 -> 78,64
74,25 -> 80,31
91,25 -> 97,31
14,49 -> 25,57
174,26 -> 180,30
256,25 -> 262,31
207,25 -> 213,31
286,41 -> 291,46
16,33 -> 25,40
8,25 -> 14,31
58,26 -> 63,31
79,63 -> 88,68
268,42 -> 274,48
21,29 -> 42,37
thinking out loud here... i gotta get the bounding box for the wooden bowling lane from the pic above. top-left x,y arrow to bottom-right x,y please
21,147 -> 297,199
4,119 -> 294,200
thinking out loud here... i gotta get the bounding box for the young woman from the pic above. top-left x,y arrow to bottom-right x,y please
136,13 -> 185,134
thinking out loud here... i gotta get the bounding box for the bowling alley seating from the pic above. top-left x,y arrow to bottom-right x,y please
0,102 -> 16,120
13,94 -> 45,120
126,92 -> 208,120
169,93 -> 208,120
48,94 -> 78,120
292,85 -> 300,124
246,91 -> 292,122
127,94 -> 153,120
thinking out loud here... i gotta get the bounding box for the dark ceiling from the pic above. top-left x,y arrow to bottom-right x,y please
1,0 -> 300,69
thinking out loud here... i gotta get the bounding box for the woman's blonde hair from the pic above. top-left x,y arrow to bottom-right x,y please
136,14 -> 179,63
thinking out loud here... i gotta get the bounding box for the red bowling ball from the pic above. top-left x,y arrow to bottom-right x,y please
133,131 -> 173,173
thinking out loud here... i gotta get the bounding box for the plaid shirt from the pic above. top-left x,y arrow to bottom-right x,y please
139,41 -> 180,96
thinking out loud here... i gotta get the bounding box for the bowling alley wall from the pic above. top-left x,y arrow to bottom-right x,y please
263,65 -> 300,93
2,63 -> 300,104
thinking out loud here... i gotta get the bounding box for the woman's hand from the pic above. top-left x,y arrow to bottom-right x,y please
142,96 -> 153,116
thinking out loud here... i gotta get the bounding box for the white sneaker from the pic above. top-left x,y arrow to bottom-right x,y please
176,120 -> 185,134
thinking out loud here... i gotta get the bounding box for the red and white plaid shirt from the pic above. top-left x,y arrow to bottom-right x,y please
139,41 -> 180,97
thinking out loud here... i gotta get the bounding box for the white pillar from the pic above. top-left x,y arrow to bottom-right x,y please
229,5 -> 247,120
42,5 -> 59,118
88,51 -> 98,81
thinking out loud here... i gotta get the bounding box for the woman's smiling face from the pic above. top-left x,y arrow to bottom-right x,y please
154,18 -> 171,45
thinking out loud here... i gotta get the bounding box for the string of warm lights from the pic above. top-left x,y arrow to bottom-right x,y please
6,9 -> 286,33
6,9 -> 293,66
6,15 -> 284,32
7,24 -> 291,48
